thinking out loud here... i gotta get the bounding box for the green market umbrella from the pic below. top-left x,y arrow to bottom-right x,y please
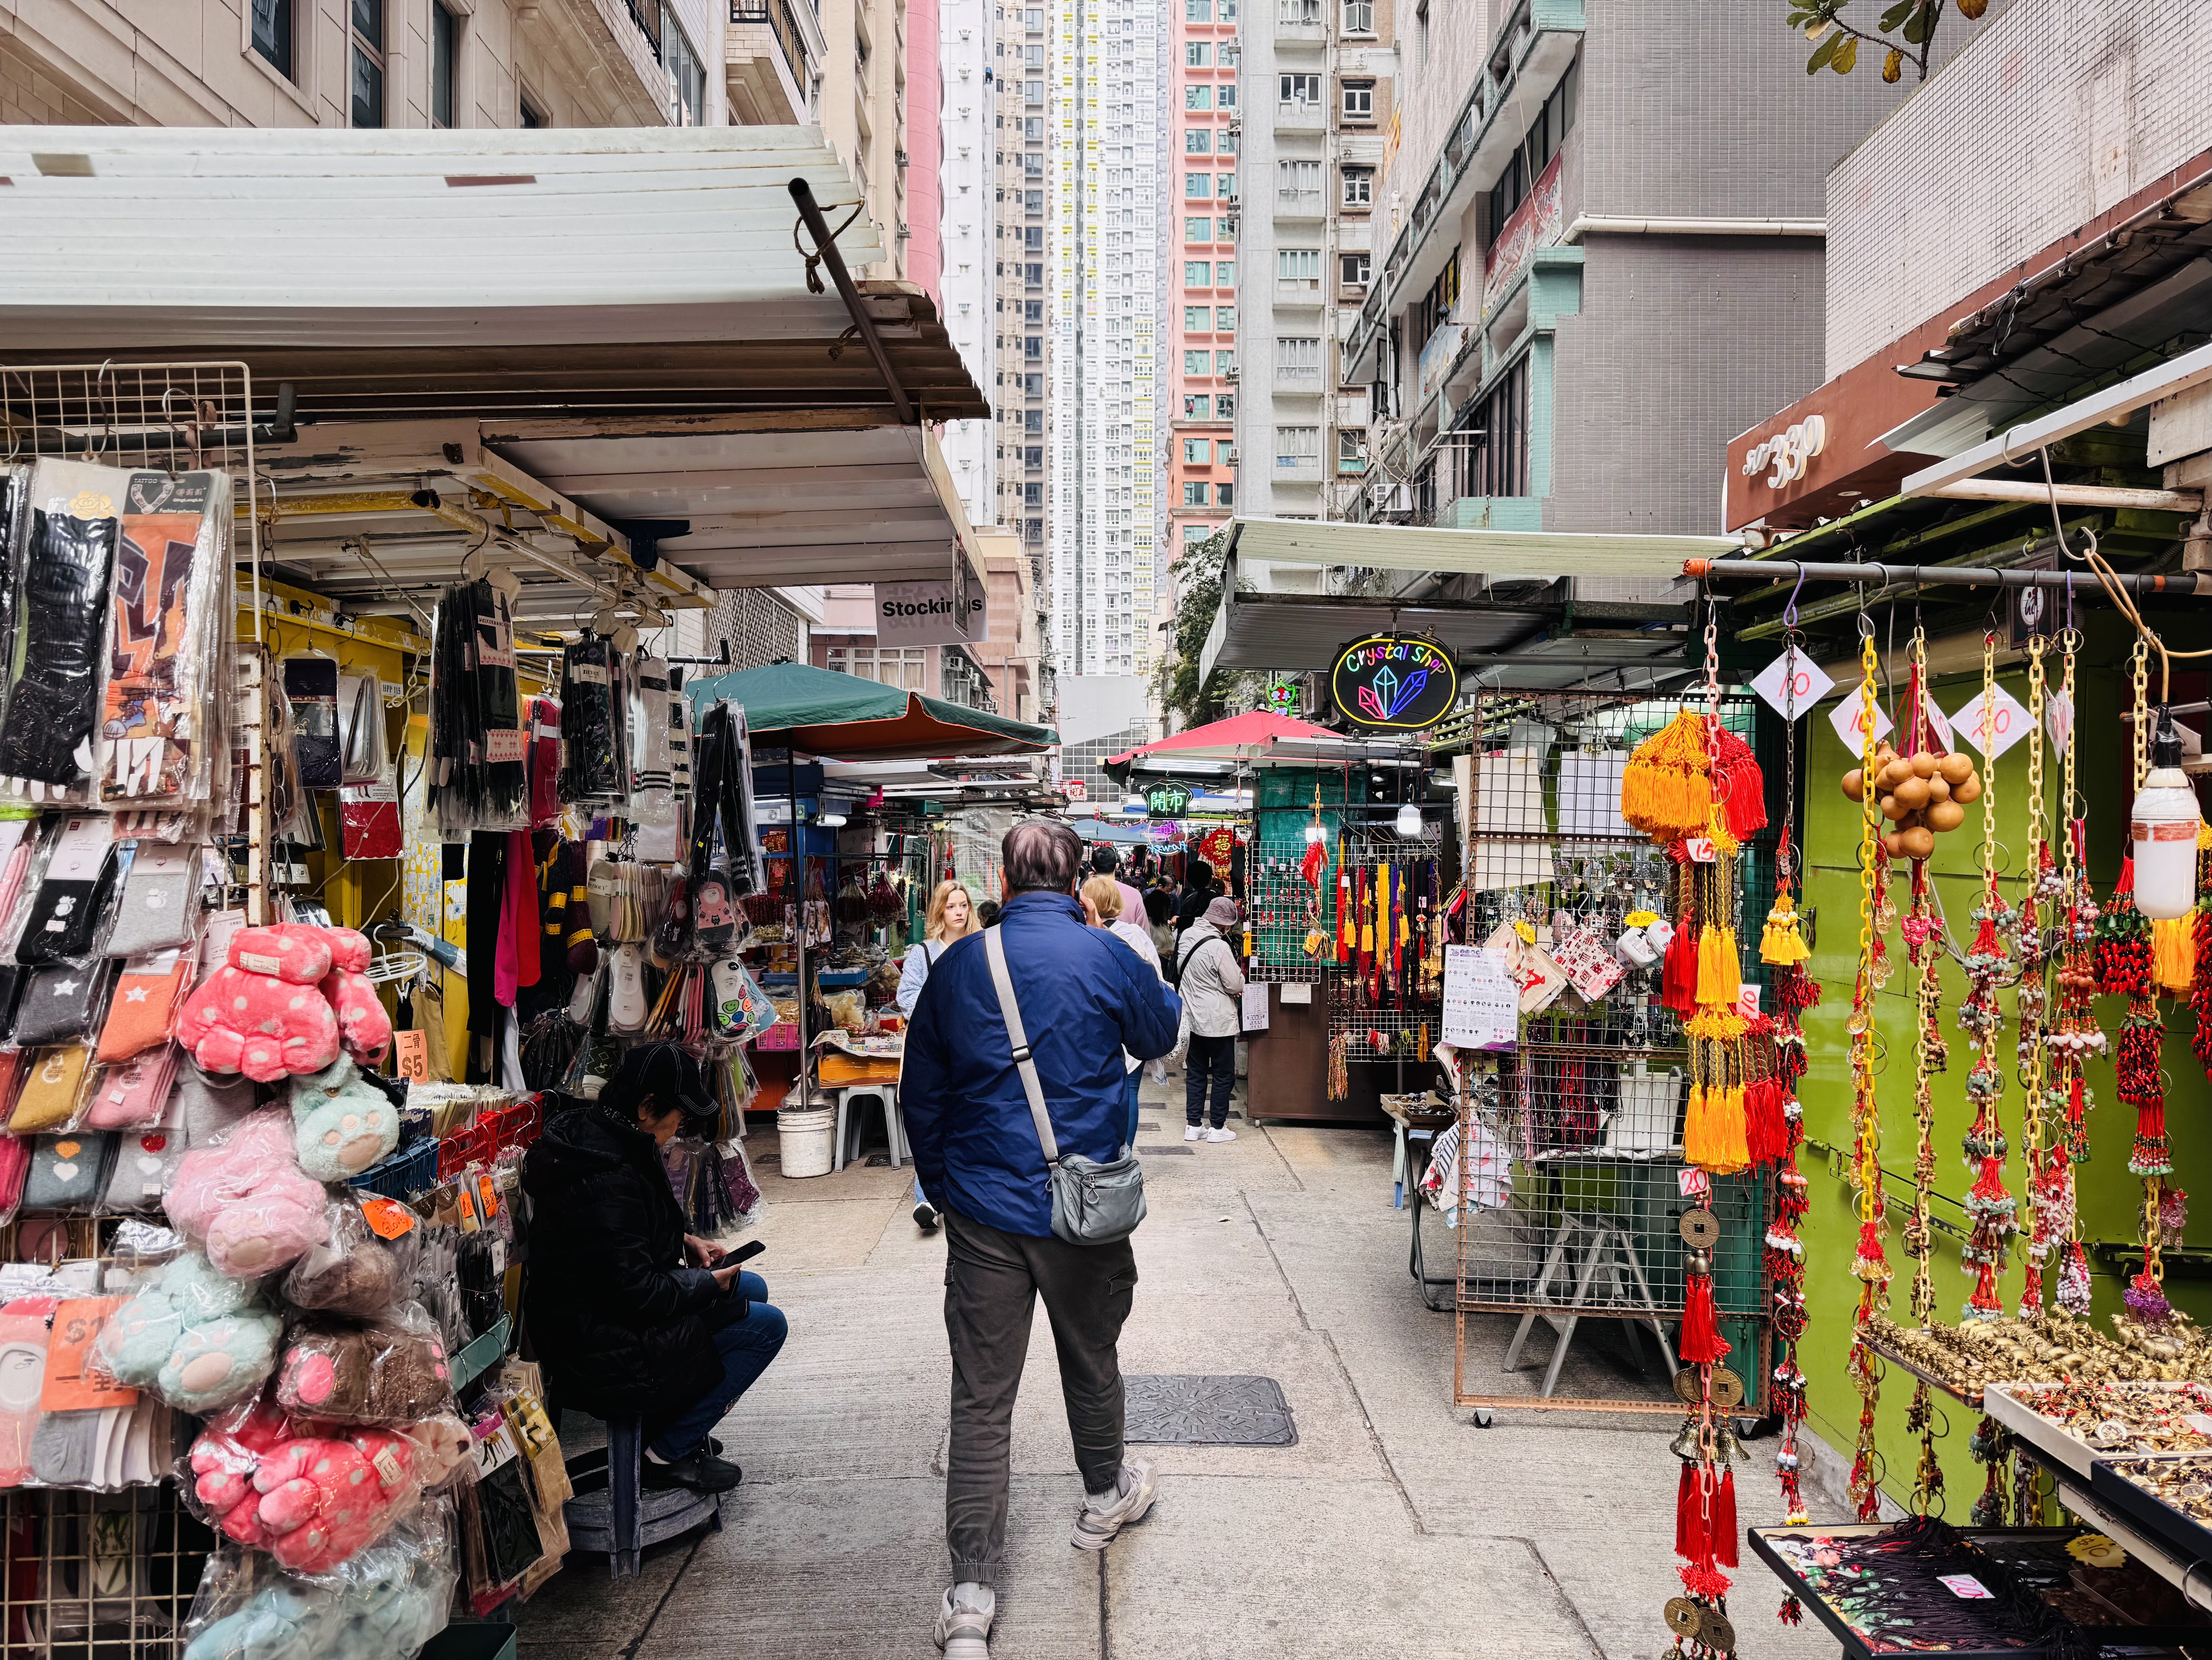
683,660 -> 1057,760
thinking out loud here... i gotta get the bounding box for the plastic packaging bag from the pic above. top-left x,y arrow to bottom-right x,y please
427,578 -> 526,838
13,959 -> 115,1047
284,1198 -> 405,1319
336,673 -> 389,785
557,634 -> 625,809
101,1123 -> 188,1213
8,814 -> 122,967
180,1499 -> 458,1659
275,1300 -> 455,1426
22,1129 -> 116,1212
101,468 -> 235,810
98,1248 -> 281,1413
165,1107 -> 332,1279
0,459 -> 127,795
627,654 -> 676,827
188,1391 -> 471,1573
10,1044 -> 97,1134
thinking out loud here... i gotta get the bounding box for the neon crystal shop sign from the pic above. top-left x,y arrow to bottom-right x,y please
1329,634 -> 1457,730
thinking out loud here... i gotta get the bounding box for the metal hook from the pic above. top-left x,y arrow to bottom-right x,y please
1783,567 -> 1806,630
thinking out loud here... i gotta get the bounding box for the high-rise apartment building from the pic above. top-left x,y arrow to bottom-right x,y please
1165,0 -> 1242,563
997,1 -> 1050,575
939,0 -> 999,526
1047,0 -> 1162,679
1237,0 -> 1392,532
815,0 -> 930,283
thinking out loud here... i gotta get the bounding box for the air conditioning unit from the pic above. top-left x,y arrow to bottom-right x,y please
1370,479 -> 1410,513
1223,366 -> 1241,382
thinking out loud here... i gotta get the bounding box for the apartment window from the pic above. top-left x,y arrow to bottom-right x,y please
664,10 -> 705,125
1490,63 -> 1578,229
1186,42 -> 1212,66
1024,189 -> 1044,212
1024,152 -> 1045,177
1217,304 -> 1236,329
1023,482 -> 1045,506
1184,306 -> 1211,330
1025,336 -> 1043,359
1024,42 -> 1045,65
1342,0 -> 1372,28
1216,259 -> 1235,284
1341,80 -> 1374,120
1217,348 -> 1236,374
1023,225 -> 1044,250
1186,129 -> 1213,155
1342,166 -> 1373,206
1186,85 -> 1213,110
1184,524 -> 1214,547
1219,393 -> 1237,418
430,3 -> 459,127
519,90 -> 547,126
1024,445 -> 1044,467
1024,373 -> 1045,396
1222,42 -> 1240,66
1184,439 -> 1212,464
1184,481 -> 1210,507
1277,0 -> 1322,21
1279,159 -> 1321,203
1219,81 -> 1237,108
1275,426 -> 1320,468
1340,251 -> 1371,288
1462,357 -> 1530,500
1186,217 -> 1213,242
1024,116 -> 1045,139
1277,336 -> 1321,380
1024,408 -> 1045,433
1188,0 -> 1214,15
1184,350 -> 1211,375
1025,7 -> 1043,25
1184,394 -> 1212,418
1025,79 -> 1044,102
1222,0 -> 1238,17
1023,298 -> 1043,323
1277,248 -> 1320,288
251,0 -> 294,78
1184,260 -> 1212,285
1185,172 -> 1213,200
1217,172 -> 1238,201
1220,442 -> 1236,465
1024,261 -> 1044,286
826,647 -> 928,691
349,0 -> 385,127
1280,73 -> 1322,105
1217,480 -> 1236,508
1217,127 -> 1238,155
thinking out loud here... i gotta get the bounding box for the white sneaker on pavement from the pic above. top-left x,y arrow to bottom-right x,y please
1183,1124 -> 1203,1141
1204,1126 -> 1237,1142
1071,1457 -> 1157,1550
935,1584 -> 995,1660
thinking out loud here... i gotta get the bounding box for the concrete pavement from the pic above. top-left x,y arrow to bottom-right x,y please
514,1079 -> 1846,1659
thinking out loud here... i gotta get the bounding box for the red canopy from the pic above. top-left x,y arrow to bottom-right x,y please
1103,710 -> 1339,777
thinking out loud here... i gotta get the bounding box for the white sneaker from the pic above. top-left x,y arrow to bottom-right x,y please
935,1585 -> 995,1659
1204,1127 -> 1237,1143
1184,1124 -> 1204,1141
1071,1457 -> 1157,1550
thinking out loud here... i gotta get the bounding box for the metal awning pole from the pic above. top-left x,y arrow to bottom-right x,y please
790,177 -> 916,427
1684,558 -> 2212,599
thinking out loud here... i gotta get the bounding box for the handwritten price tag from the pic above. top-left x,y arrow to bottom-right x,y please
394,1030 -> 430,1083
1750,648 -> 1835,722
1826,694 -> 1892,756
1948,684 -> 2032,760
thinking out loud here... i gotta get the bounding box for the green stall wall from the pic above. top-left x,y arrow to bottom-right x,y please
1790,613 -> 2209,1519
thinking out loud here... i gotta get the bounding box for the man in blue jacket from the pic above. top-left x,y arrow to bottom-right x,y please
903,819 -> 1183,1660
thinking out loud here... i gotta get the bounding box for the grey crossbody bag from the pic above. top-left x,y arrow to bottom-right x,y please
983,926 -> 1147,1245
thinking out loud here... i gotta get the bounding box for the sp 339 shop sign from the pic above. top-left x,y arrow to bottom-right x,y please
1330,635 -> 1458,730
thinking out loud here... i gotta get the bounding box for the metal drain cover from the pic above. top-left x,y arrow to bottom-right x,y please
1142,1145 -> 1195,1155
1123,1375 -> 1296,1446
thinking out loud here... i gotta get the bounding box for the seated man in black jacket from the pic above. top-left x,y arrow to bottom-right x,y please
523,1043 -> 786,1494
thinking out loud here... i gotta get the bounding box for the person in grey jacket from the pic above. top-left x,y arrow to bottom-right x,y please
1175,895 -> 1246,1142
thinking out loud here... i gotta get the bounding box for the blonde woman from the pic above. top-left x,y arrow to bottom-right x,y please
899,880 -> 981,1232
1080,874 -> 1163,1146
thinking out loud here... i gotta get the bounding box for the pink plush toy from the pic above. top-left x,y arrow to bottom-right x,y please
177,926 -> 343,1083
191,1393 -> 468,1573
165,1109 -> 331,1277
317,927 -> 393,1066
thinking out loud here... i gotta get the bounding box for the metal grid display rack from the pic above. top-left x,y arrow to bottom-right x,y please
1449,688 -> 1779,1417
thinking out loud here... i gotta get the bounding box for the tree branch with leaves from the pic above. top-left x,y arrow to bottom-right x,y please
1785,0 -> 1985,84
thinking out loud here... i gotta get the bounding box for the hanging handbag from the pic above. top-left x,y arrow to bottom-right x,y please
982,928 -> 1145,1247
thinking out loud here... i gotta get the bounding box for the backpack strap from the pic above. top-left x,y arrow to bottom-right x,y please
984,926 -> 1059,1166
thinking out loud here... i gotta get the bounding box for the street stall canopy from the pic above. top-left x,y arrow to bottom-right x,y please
1103,709 -> 1429,784
683,661 -> 1059,761
1202,518 -> 1720,685
0,127 -> 990,616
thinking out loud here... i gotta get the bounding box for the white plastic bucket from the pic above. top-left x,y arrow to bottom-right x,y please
777,1106 -> 837,1178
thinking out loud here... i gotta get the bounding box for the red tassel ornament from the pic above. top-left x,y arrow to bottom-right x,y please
1679,1273 -> 1728,1364
1714,1468 -> 1739,1567
1675,1463 -> 1702,1560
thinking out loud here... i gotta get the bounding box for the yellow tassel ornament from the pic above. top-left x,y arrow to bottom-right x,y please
1620,710 -> 1714,842
1759,892 -> 1811,965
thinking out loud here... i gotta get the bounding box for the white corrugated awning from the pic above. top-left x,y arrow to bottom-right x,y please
0,127 -> 880,347
1227,517 -> 1741,578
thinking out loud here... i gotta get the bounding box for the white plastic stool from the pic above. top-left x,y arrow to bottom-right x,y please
833,1085 -> 903,1171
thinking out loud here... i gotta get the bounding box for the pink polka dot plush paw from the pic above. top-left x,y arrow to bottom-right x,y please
315,928 -> 393,1067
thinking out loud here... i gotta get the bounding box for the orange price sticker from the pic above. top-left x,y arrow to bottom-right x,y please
395,1030 -> 429,1083
41,1297 -> 137,1411
360,1196 -> 418,1240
